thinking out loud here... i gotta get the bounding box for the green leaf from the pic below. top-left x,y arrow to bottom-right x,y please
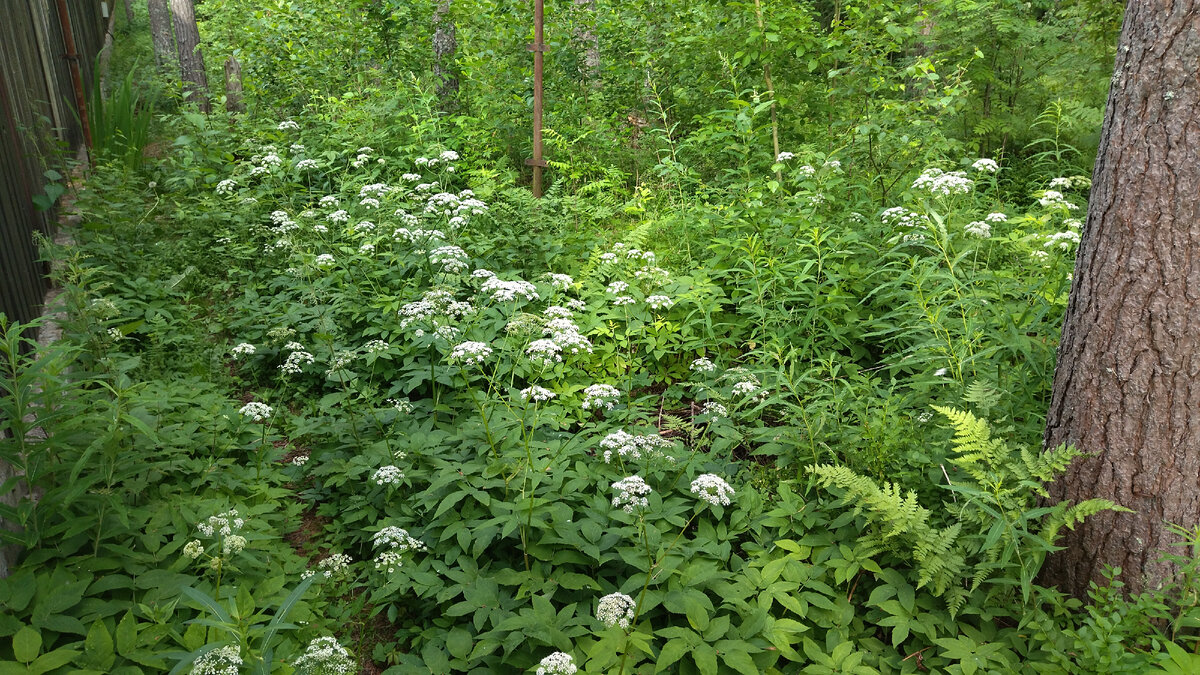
84,620 -> 115,670
13,626 -> 41,664
29,648 -> 80,675
445,628 -> 472,659
115,612 -> 138,656
656,638 -> 689,672
693,643 -> 718,675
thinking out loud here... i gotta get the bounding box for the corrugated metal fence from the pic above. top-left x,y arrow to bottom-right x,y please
0,0 -> 107,327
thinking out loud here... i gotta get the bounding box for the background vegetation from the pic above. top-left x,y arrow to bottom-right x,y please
5,0 -> 1199,673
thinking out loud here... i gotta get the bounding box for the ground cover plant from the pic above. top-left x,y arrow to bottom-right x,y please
4,1 -> 1200,674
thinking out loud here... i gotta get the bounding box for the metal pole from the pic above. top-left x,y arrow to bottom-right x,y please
526,0 -> 546,197
54,0 -> 93,152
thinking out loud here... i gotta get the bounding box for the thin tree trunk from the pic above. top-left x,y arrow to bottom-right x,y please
224,56 -> 244,114
169,0 -> 209,113
1041,0 -> 1200,598
147,0 -> 174,71
432,0 -> 458,112
97,3 -> 119,96
124,0 -> 134,25
573,0 -> 600,87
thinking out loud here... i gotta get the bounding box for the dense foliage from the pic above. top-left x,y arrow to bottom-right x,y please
4,0 -> 1200,673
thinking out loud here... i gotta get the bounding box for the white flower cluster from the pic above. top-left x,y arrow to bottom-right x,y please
912,167 -> 974,196
183,540 -> 204,559
215,179 -> 236,195
880,207 -> 926,228
389,398 -> 414,414
1037,190 -> 1079,210
971,158 -> 999,173
985,212 -> 1008,223
293,637 -> 356,675
449,341 -> 492,366
612,296 -> 635,307
363,339 -> 389,353
526,339 -> 563,366
546,273 -> 574,290
301,554 -> 353,582
278,120 -> 300,130
198,509 -> 244,538
190,644 -> 243,675
482,277 -> 539,302
582,384 -> 621,411
731,381 -> 768,401
327,209 -> 350,224
520,385 -> 556,403
596,592 -> 637,629
606,280 -> 629,294
359,183 -> 390,198
544,305 -> 574,319
701,402 -> 728,419
536,652 -> 577,675
1044,230 -> 1081,251
544,317 -> 592,355
797,164 -> 816,178
964,221 -> 992,239
359,197 -> 380,209
315,253 -> 336,269
599,430 -> 673,463
373,526 -> 427,573
296,159 -> 319,171
690,473 -> 735,506
231,342 -> 256,358
239,401 -> 272,422
690,357 -> 716,373
776,151 -> 795,161
611,475 -> 652,512
1048,176 -> 1073,189
372,465 -> 405,486
319,195 -> 340,208
430,245 -> 470,274
280,349 -> 315,374
646,295 -> 673,310
393,226 -> 444,244
398,290 -> 474,329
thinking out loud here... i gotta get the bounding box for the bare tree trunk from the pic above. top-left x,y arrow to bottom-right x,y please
572,0 -> 600,87
169,0 -> 209,113
432,0 -> 458,112
97,2 -> 119,96
124,0 -> 134,25
1042,0 -> 1200,598
147,0 -> 174,71
224,56 -> 244,114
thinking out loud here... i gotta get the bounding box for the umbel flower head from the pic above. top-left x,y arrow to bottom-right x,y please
239,401 -> 272,422
690,474 -> 735,507
190,644 -> 242,675
596,592 -> 637,629
611,475 -> 652,513
536,652 -> 577,675
293,636 -> 356,675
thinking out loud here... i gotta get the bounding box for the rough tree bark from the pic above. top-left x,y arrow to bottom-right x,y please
1042,0 -> 1200,598
169,0 -> 210,113
146,0 -> 174,70
223,56 -> 245,114
432,0 -> 458,112
572,0 -> 600,87
124,0 -> 134,26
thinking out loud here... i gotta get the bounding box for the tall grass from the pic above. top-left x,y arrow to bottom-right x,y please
87,65 -> 155,169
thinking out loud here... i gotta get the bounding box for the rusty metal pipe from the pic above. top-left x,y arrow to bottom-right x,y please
54,0 -> 92,152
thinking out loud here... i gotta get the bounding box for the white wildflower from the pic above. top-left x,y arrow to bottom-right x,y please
481,277 -> 539,302
582,384 -> 621,411
239,402 -> 272,422
280,350 -> 315,374
775,151 -> 795,161
315,254 -> 336,268
183,540 -> 204,559
612,295 -> 635,306
971,158 -> 999,173
596,592 -> 637,629
646,295 -> 673,310
360,197 -> 380,209
701,402 -> 728,419
222,535 -> 247,555
912,167 -> 974,196
319,195 -> 340,208
449,341 -> 492,366
546,273 -> 574,290
611,476 -> 652,513
277,120 -> 300,130
1049,177 -> 1073,189
1037,190 -> 1079,210
372,465 -> 405,486
964,221 -> 992,239
215,179 -> 236,195
600,430 -> 673,463
296,159 -> 319,171
690,474 -> 735,506
536,652 -> 577,675
190,644 -> 242,675
294,637 -> 355,675
526,339 -> 563,366
690,357 -> 716,373
520,386 -> 556,403
985,212 -> 1008,223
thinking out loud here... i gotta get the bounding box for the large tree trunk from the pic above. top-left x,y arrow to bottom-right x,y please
432,0 -> 458,112
1042,0 -> 1200,598
147,0 -> 174,70
169,0 -> 210,113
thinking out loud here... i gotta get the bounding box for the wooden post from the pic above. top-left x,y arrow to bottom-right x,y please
526,0 -> 546,198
